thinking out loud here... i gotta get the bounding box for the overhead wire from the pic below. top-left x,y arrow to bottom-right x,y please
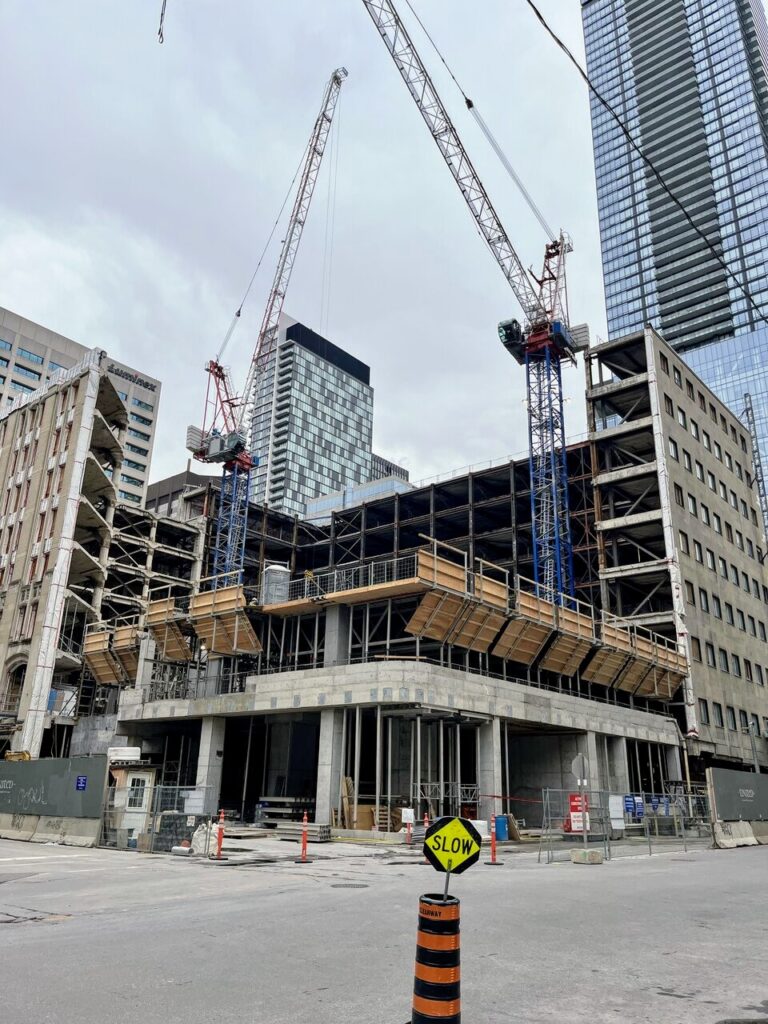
158,0 -> 167,43
403,0 -> 555,240
521,0 -> 768,331
216,140 -> 310,364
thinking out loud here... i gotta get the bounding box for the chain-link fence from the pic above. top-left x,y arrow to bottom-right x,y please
100,784 -> 215,855
538,788 -> 713,863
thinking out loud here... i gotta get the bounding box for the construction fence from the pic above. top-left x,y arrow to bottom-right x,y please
537,788 -> 712,864
100,784 -> 215,855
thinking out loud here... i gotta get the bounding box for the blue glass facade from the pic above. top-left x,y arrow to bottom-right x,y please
582,0 -> 768,464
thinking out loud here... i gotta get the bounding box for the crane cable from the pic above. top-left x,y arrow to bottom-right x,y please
403,0 -> 554,240
216,139 -> 310,364
522,0 -> 768,331
158,0 -> 167,43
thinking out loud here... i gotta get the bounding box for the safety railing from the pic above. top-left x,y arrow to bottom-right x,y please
279,552 -> 421,604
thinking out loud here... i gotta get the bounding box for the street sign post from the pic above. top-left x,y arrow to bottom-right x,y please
571,754 -> 589,851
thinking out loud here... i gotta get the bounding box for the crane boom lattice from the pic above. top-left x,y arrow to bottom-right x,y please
364,0 -> 576,602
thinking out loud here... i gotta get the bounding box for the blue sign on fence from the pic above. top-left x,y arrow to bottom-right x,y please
651,796 -> 660,811
663,796 -> 670,816
624,795 -> 635,814
75,775 -> 87,792
634,797 -> 645,818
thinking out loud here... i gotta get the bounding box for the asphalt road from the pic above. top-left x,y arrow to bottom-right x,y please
0,838 -> 766,1024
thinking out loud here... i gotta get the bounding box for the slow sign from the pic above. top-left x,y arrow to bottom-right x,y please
423,816 -> 482,874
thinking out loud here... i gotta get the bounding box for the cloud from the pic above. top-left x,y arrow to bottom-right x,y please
0,0 -> 601,486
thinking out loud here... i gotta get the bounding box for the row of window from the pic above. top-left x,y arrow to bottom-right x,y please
690,635 -> 767,685
664,395 -> 751,491
698,697 -> 767,738
686,580 -> 768,637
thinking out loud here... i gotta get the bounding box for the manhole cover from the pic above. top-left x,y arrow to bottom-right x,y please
330,883 -> 369,889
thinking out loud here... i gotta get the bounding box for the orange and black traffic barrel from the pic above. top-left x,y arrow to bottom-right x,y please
411,894 -> 461,1023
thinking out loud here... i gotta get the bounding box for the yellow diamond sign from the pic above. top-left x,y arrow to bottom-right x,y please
423,816 -> 482,874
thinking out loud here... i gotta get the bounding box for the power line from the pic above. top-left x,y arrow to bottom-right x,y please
522,0 -> 768,331
158,0 -> 167,43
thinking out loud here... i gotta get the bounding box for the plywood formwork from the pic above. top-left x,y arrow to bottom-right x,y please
581,645 -> 630,685
83,630 -> 123,686
405,590 -> 506,653
190,586 -> 262,656
112,624 -> 140,679
492,618 -> 552,665
539,632 -> 595,675
146,598 -> 193,662
472,573 -> 508,611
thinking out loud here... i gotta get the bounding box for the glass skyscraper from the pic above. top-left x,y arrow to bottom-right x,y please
250,315 -> 373,517
581,0 -> 768,465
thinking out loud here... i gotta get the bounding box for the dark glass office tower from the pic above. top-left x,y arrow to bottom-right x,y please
582,0 -> 768,462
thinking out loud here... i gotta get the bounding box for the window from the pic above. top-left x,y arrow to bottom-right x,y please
745,660 -> 753,682
660,353 -> 669,374
706,643 -> 716,668
132,397 -> 154,412
747,539 -> 754,558
0,338 -> 11,351
725,603 -> 734,625
700,504 -> 710,526
120,474 -> 143,487
691,420 -> 700,441
683,450 -> 692,472
720,414 -> 728,432
17,346 -> 44,365
735,462 -> 743,481
685,581 -> 695,606
739,708 -> 749,730
749,616 -> 756,636
695,460 -> 704,481
123,459 -> 146,472
761,667 -> 768,687
726,705 -> 737,729
732,654 -> 742,678
719,557 -> 728,578
730,490 -> 738,509
678,407 -> 687,428
10,381 -> 34,394
751,713 -> 761,736
693,540 -> 703,563
709,402 -> 717,423
130,413 -> 152,426
719,481 -> 727,500
707,471 -> 716,491
740,499 -> 749,519
730,425 -> 737,443
699,588 -> 709,613
679,531 -> 689,555
698,392 -> 706,411
127,428 -> 150,442
713,513 -> 722,535
742,571 -> 750,592
706,548 -> 715,571
719,649 -> 730,673
713,701 -> 724,727
755,579 -> 762,599
725,452 -> 733,471
691,637 -> 702,662
13,364 -> 41,381
737,609 -> 746,631
715,441 -> 722,461
664,394 -> 674,416
674,484 -> 684,507
725,523 -> 733,543
686,380 -> 694,400
126,443 -> 148,457
698,698 -> 710,725
49,360 -> 68,372
116,390 -> 128,402
712,595 -> 722,619
730,564 -> 739,585
673,366 -> 682,387
736,531 -> 744,550
118,489 -> 141,503
741,435 -> 748,454
128,778 -> 147,808
669,438 -> 679,461
688,494 -> 697,516
703,430 -> 711,452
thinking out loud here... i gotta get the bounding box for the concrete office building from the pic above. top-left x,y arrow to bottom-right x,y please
0,307 -> 161,504
586,325 -> 768,775
581,0 -> 768,462
250,315 -> 373,517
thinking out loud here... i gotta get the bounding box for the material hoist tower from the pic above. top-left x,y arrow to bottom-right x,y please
186,68 -> 348,588
362,0 -> 579,602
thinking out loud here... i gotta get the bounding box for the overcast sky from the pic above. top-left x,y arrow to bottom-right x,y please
0,0 -> 607,486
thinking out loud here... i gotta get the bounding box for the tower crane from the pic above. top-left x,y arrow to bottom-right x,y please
186,67 -> 348,589
362,0 -> 582,602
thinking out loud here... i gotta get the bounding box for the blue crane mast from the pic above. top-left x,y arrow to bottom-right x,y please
362,0 -> 579,602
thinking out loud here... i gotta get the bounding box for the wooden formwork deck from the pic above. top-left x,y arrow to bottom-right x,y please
112,625 -> 140,678
581,645 -> 629,685
405,590 -> 506,653
190,586 -> 262,656
492,618 -> 552,665
147,599 -> 193,662
539,633 -> 595,675
83,631 -> 123,686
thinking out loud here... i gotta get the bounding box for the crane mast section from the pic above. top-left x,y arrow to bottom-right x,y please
237,67 -> 348,444
362,0 -> 545,326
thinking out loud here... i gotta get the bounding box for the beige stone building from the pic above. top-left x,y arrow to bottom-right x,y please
0,351 -> 126,757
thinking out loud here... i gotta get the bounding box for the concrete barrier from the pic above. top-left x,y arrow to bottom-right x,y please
713,821 -> 758,849
750,820 -> 768,846
29,815 -> 101,847
0,812 -> 39,841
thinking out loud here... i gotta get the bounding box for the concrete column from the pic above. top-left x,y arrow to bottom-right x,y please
478,717 -> 503,821
607,736 -> 631,793
665,743 -> 683,784
323,606 -> 350,668
315,708 -> 344,826
195,717 -> 226,815
576,731 -> 602,790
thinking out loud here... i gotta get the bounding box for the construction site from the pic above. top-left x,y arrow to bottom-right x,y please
2,0 -> 768,856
